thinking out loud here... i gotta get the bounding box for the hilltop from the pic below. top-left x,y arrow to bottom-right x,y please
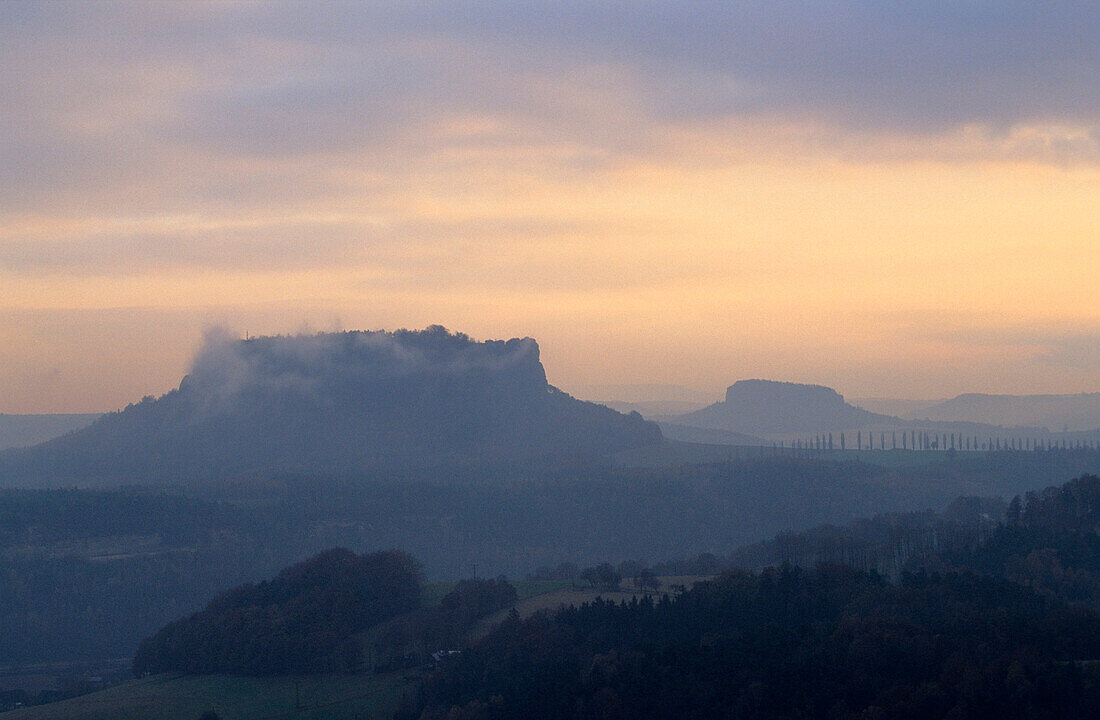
660,380 -> 1100,449
671,379 -> 891,436
0,327 -> 660,486
908,392 -> 1100,432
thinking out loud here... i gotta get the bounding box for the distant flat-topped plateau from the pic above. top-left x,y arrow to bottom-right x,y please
0,327 -> 660,486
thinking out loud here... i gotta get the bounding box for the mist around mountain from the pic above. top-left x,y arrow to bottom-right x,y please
0,414 -> 101,451
576,384 -> 713,418
849,397 -> 942,418
0,327 -> 660,486
652,422 -> 763,446
571,383 -> 714,405
906,392 -> 1100,432
597,399 -> 711,417
3,331 -> 1099,712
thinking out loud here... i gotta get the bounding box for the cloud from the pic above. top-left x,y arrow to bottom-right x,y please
0,214 -> 388,275
184,325 -> 541,417
5,1 -> 1099,225
5,2 -> 1100,180
3,2 -> 1100,410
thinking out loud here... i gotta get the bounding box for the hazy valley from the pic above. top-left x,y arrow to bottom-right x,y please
1,327 -> 1098,718
5,3 -> 1100,717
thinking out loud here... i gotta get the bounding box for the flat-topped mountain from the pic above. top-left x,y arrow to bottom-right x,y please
673,379 -> 892,436
0,327 -> 660,485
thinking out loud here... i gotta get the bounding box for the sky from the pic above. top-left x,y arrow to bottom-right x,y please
2,1 -> 1099,413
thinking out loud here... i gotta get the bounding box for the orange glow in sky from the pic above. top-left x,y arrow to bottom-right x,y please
2,3 -> 1098,412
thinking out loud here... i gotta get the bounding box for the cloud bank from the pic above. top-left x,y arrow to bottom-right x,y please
2,2 -> 1099,410
5,1 -> 1100,215
185,325 -> 541,413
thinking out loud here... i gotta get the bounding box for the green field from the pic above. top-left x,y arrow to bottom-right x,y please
4,670 -> 415,720
469,575 -> 710,640
421,577 -> 571,606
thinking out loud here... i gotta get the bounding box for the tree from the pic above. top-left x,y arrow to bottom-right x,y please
581,563 -> 621,590
133,548 -> 423,676
634,568 -> 661,593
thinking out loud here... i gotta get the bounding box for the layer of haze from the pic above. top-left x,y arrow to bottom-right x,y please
2,1 -> 1099,413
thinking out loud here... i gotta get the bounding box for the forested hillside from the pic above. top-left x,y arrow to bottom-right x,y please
406,475 -> 1100,719
133,549 -> 422,676
492,475 -> 1100,718
2,451 -> 1099,666
409,566 -> 1100,719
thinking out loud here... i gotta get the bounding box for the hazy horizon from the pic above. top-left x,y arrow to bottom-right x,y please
3,2 -> 1099,413
3,324 -> 1098,416
5,6 -> 1100,717
0,328 -> 961,415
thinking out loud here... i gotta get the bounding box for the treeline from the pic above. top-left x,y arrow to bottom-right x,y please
938,474 -> 1100,607
3,452 -> 1099,667
792,430 -> 1100,452
726,474 -> 1100,611
132,549 -> 422,676
0,488 -> 289,664
0,550 -> 268,663
0,487 -> 249,546
407,565 -> 1100,720
627,474 -> 1100,610
131,550 -> 521,677
369,576 -> 518,672
114,473 -> 1100,716
526,497 -> 1003,584
1004,474 -> 1100,530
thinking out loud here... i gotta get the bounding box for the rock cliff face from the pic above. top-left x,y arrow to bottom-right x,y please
0,327 -> 661,485
675,379 -> 891,436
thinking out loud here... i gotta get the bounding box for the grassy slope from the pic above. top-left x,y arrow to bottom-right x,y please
469,575 -> 711,640
421,578 -> 572,606
4,671 -> 414,720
